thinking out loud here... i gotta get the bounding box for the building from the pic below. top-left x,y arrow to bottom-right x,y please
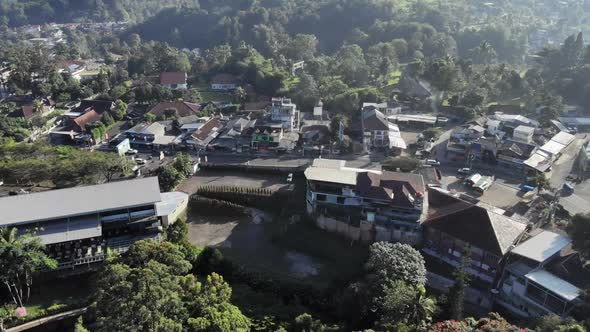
0,178 -> 187,270
250,125 -> 283,152
270,97 -> 300,132
185,117 -> 223,149
124,122 -> 177,150
114,138 -> 131,156
496,230 -> 590,319
148,101 -> 201,118
362,107 -> 407,152
159,72 -> 187,90
304,159 -> 427,245
524,131 -> 575,175
210,73 -> 239,91
513,125 -> 535,144
423,188 -> 527,285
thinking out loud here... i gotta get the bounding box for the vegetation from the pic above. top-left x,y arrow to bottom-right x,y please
382,156 -> 422,172
0,228 -> 56,308
0,141 -> 134,187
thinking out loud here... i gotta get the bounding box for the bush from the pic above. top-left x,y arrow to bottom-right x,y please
382,156 -> 421,172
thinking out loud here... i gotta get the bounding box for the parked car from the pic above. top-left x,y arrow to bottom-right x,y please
457,167 -> 471,175
135,158 -> 146,165
520,184 -> 536,192
287,173 -> 293,183
563,182 -> 575,194
125,149 -> 138,155
425,159 -> 441,166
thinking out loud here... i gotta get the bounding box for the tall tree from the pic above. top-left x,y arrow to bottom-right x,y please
0,228 -> 57,308
366,242 -> 427,286
445,247 -> 471,320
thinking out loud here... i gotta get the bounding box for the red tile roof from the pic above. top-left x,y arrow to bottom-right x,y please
191,118 -> 222,142
20,105 -> 36,119
160,72 -> 187,85
73,110 -> 101,131
148,101 -> 201,117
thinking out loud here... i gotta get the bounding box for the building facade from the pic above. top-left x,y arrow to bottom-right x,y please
0,178 -> 187,271
304,159 -> 427,245
270,97 -> 300,132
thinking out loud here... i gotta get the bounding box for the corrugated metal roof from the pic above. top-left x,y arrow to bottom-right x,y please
311,159 -> 346,169
304,167 -> 357,185
551,131 -> 575,146
34,215 -> 102,245
0,177 -> 161,227
511,231 -> 571,263
525,270 -> 581,301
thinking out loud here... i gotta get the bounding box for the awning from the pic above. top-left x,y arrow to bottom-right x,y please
34,215 -> 102,245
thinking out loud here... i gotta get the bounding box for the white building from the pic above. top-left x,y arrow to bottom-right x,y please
513,125 -> 535,144
270,97 -> 300,132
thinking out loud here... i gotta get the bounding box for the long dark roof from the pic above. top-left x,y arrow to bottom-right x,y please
425,188 -> 526,256
362,109 -> 389,131
356,171 -> 425,208
75,99 -> 114,114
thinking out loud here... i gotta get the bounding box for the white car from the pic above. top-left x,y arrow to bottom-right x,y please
286,173 -> 293,183
135,158 -> 147,165
125,149 -> 138,155
457,167 -> 471,175
425,159 -> 441,166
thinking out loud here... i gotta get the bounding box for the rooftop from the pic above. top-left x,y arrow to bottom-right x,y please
149,101 -> 201,118
160,72 -> 187,85
525,270 -> 581,301
0,177 -> 162,227
511,231 -> 571,263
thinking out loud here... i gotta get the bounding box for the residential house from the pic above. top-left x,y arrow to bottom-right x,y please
251,125 -> 283,152
422,188 -> 527,285
513,125 -> 535,144
175,115 -> 209,133
447,124 -> 485,156
524,131 -> 576,176
148,101 -> 201,118
0,177 -> 188,270
362,107 -> 407,152
493,113 -> 539,136
304,159 -> 427,245
185,117 -> 223,149
210,73 -> 239,91
124,122 -> 166,149
213,116 -> 257,152
270,97 -> 300,132
496,230 -> 590,319
243,101 -> 271,113
71,110 -> 102,133
496,140 -> 537,171
159,72 -> 187,90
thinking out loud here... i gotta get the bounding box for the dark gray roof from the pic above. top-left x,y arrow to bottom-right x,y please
0,177 -> 161,227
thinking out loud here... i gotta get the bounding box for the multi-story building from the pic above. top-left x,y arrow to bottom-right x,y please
361,106 -> 406,153
0,177 -> 188,271
304,159 -> 427,245
495,230 -> 590,319
422,188 -> 527,285
270,97 -> 300,132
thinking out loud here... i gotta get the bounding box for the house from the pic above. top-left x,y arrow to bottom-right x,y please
185,117 -> 223,149
513,125 -> 535,144
422,188 -> 527,284
398,77 -> 432,100
210,73 -> 239,91
270,97 -> 300,132
250,125 -> 283,152
496,140 -> 537,171
496,230 -> 590,319
213,117 -> 257,152
125,122 -> 165,144
447,124 -> 485,156
159,72 -> 187,90
71,110 -> 101,132
175,115 -> 209,133
304,159 -> 427,245
10,98 -> 55,120
243,101 -> 271,112
0,177 -> 188,270
148,101 -> 201,118
524,131 -> 576,175
362,107 -> 407,152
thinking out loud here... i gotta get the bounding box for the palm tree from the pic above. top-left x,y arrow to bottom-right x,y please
0,228 -> 57,307
409,285 -> 438,327
474,41 -> 497,64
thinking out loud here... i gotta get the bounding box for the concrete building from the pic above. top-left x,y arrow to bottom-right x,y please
210,73 -> 238,91
304,159 -> 427,245
270,97 -> 300,132
0,178 -> 187,270
362,107 -> 406,152
513,125 -> 535,144
496,230 -> 590,319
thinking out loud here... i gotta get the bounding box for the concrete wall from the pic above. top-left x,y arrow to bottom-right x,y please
161,195 -> 189,227
315,215 -> 421,245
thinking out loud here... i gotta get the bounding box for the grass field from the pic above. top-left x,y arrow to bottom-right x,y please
198,90 -> 233,103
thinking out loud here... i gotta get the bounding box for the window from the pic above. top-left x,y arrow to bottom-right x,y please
316,194 -> 327,202
337,197 -> 345,204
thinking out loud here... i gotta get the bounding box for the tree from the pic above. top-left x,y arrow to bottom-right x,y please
173,153 -> 193,176
568,214 -> 590,267
0,228 -> 57,308
536,173 -> 550,191
283,34 -> 318,61
534,315 -> 586,332
445,247 -> 471,320
0,304 -> 16,332
113,100 -> 128,121
366,242 -> 427,286
291,73 -> 319,111
145,113 -> 157,124
334,44 -> 370,86
101,112 -> 114,126
382,156 -> 422,172
74,316 -> 90,332
158,165 -> 185,191
378,280 -> 437,330
183,89 -> 202,103
422,128 -> 443,141
231,87 -> 246,104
